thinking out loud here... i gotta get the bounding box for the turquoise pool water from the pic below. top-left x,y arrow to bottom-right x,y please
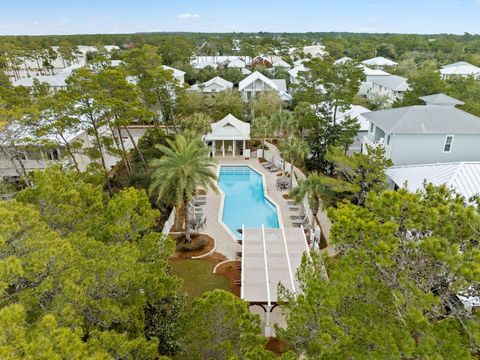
218,166 -> 280,238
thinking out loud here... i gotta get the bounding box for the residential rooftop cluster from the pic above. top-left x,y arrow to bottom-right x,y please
1,31 -> 480,358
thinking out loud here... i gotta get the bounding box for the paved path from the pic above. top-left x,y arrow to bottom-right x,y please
264,141 -> 336,256
202,157 -> 298,260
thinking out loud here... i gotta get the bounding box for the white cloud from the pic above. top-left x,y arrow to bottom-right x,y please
177,13 -> 201,19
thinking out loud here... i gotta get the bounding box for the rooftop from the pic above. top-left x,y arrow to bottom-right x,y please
364,105 -> 480,134
241,227 -> 309,304
361,56 -> 398,67
368,74 -> 409,91
386,162 -> 480,200
204,113 -> 250,141
419,93 -> 465,106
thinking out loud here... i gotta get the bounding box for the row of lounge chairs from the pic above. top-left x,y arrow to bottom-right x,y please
289,200 -> 309,228
261,161 -> 281,173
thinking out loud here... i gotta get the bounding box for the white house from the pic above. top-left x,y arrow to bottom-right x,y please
188,76 -> 233,93
191,55 -> 252,70
204,114 -> 250,157
439,61 -> 480,79
358,65 -> 390,96
303,44 -> 327,58
362,94 -> 480,166
334,56 -> 353,65
288,64 -> 308,86
12,63 -> 83,92
386,161 -> 480,201
361,56 -> 398,70
238,71 -> 292,102
162,65 -> 186,85
335,105 -> 372,153
0,120 -> 145,181
365,75 -> 409,105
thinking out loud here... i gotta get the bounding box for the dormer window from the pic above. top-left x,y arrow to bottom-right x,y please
443,135 -> 454,152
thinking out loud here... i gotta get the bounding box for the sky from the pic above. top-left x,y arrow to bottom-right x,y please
1,0 -> 479,36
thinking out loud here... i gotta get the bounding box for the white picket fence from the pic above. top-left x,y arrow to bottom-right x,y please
162,207 -> 176,235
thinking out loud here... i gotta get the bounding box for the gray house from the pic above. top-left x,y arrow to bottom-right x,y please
362,94 -> 480,166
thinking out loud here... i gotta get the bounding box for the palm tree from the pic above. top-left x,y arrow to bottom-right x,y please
251,116 -> 271,158
289,172 -> 330,229
272,111 -> 297,169
149,135 -> 217,242
280,136 -> 309,188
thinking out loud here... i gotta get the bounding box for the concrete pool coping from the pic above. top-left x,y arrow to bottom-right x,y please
216,164 -> 285,242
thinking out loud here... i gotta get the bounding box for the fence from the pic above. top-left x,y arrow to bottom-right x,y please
261,149 -> 316,238
162,207 -> 176,235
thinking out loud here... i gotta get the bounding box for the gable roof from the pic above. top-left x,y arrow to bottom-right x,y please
334,56 -> 353,64
228,58 -> 246,68
189,76 -> 233,92
335,105 -> 372,131
369,74 -> 409,91
361,56 -> 398,67
162,65 -> 186,78
204,113 -> 250,141
288,64 -> 308,78
364,105 -> 480,134
359,65 -> 391,76
419,93 -> 464,106
272,58 -> 292,68
239,71 -> 278,91
440,61 -> 480,76
386,162 -> 480,200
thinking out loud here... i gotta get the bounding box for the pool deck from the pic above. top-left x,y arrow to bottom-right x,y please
201,157 -> 298,260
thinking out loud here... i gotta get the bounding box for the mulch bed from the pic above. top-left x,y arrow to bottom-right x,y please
282,194 -> 290,200
214,260 -> 241,297
265,337 -> 289,355
171,234 -> 215,259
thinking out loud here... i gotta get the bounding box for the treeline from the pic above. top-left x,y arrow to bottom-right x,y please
2,31 -> 480,65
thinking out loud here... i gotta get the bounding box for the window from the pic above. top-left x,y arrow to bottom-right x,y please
370,122 -> 374,133
45,149 -> 59,160
386,134 -> 391,146
443,135 -> 454,152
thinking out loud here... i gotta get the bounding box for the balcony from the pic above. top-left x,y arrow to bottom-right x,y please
362,136 -> 385,154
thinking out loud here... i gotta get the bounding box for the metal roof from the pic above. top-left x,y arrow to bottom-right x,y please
334,56 -> 353,64
386,162 -> 480,200
241,226 -> 309,304
239,71 -> 277,91
204,113 -> 250,141
360,65 -> 391,76
369,74 -> 409,91
419,93 -> 464,106
363,105 -> 480,134
440,62 -> 480,76
361,56 -> 398,66
189,76 -> 233,93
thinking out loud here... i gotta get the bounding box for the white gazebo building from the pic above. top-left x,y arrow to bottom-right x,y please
204,114 -> 251,157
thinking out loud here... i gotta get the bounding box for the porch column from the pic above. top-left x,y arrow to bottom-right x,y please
211,142 -> 215,157
233,140 -> 236,157
243,140 -> 246,155
222,140 -> 225,157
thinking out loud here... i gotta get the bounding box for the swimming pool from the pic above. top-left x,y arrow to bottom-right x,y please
218,165 -> 280,238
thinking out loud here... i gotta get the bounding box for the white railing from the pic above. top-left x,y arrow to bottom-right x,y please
162,207 -> 176,235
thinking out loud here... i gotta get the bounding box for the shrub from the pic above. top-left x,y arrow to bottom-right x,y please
176,238 -> 209,252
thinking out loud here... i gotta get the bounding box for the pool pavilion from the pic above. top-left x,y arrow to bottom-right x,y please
204,114 -> 251,157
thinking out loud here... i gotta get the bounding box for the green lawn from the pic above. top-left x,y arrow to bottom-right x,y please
171,259 -> 230,300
